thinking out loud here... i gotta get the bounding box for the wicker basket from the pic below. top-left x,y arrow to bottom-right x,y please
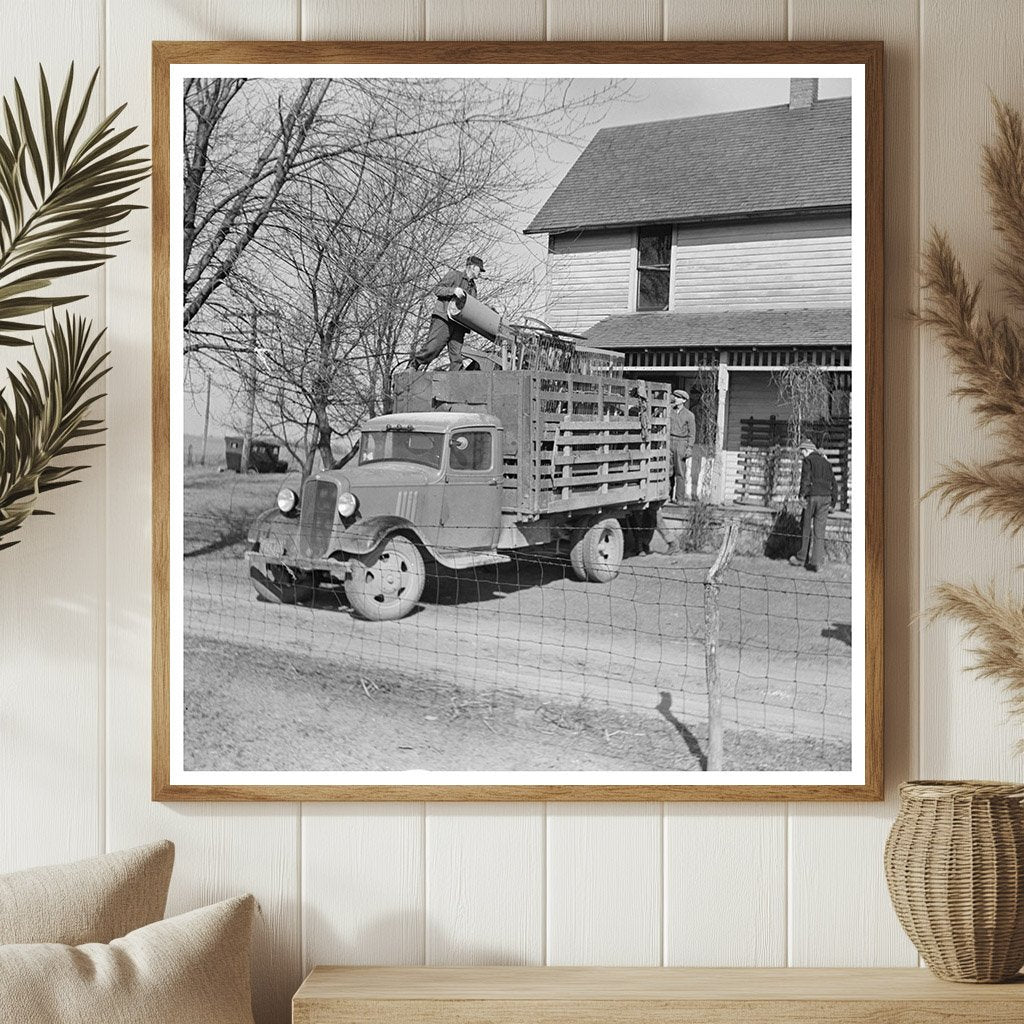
885,780 -> 1024,982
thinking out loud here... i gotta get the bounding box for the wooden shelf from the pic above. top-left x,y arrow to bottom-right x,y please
293,966 -> 1024,1023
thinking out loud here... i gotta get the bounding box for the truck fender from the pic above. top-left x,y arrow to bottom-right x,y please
247,507 -> 299,553
333,515 -> 425,558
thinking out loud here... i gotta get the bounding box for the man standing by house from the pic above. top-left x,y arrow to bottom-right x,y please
410,256 -> 485,371
669,389 -> 696,502
790,438 -> 838,572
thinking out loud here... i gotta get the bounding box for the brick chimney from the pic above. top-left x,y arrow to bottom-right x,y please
789,78 -> 818,110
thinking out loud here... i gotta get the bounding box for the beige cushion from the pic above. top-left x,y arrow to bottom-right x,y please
0,840 -> 174,945
0,894 -> 256,1024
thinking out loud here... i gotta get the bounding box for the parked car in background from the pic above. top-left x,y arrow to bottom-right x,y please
224,436 -> 288,474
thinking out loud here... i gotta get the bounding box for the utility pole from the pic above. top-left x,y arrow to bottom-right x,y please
239,312 -> 257,473
199,374 -> 212,466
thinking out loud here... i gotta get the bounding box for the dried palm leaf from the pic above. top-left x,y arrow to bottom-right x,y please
0,64 -> 149,347
931,583 -> 1024,725
920,97 -> 1024,733
919,231 -> 1024,431
926,462 -> 1024,536
0,313 -> 109,550
983,98 -> 1024,312
919,97 -> 1024,538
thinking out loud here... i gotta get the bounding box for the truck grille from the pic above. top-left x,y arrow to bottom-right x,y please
298,479 -> 337,558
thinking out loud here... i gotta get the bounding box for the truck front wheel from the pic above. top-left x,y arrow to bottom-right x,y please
345,535 -> 425,621
569,517 -> 624,583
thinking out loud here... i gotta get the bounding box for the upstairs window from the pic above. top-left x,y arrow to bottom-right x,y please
636,225 -> 672,311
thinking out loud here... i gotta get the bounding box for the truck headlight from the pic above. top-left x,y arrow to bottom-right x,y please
337,491 -> 358,518
276,487 -> 299,516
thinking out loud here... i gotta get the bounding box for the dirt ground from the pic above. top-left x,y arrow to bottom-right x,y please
185,635 -> 851,772
181,467 -> 854,773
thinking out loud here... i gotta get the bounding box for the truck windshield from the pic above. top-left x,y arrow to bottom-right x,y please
359,429 -> 444,469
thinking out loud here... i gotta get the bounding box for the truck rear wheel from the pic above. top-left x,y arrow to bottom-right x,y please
569,517 -> 624,583
345,535 -> 425,621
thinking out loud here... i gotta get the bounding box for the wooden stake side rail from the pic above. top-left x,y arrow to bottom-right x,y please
292,967 -> 1024,1024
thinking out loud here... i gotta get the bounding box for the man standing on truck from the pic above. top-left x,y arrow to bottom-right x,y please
789,438 -> 838,572
410,256 -> 485,371
669,389 -> 696,503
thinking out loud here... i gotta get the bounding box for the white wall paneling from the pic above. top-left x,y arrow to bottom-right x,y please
547,803 -> 662,964
0,0 -> 106,875
917,0 -> 1024,778
425,803 -> 544,964
303,0 -> 425,40
3,2 -> 1018,1022
302,804 -> 425,970
103,5 -> 303,1022
664,0 -> 787,40
425,0 -> 544,40
547,0 -> 663,41
664,803 -> 787,966
787,0 -> 921,968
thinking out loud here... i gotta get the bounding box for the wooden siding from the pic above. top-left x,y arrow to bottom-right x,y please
673,216 -> 852,312
726,372 -> 791,449
545,228 -> 633,332
545,218 -> 850,334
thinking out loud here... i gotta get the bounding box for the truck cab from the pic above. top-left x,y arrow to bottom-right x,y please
356,412 -> 503,552
247,411 -> 504,620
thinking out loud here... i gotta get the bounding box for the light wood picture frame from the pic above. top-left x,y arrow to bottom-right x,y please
153,40 -> 883,801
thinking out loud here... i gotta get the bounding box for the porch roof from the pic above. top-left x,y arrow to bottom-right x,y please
584,308 -> 851,350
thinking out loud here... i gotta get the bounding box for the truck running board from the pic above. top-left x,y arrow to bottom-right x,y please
431,549 -> 512,571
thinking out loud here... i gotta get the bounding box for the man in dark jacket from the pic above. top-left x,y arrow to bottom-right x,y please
410,256 -> 484,370
790,439 -> 838,572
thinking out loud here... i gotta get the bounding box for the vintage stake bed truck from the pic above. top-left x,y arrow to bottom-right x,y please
246,368 -> 670,620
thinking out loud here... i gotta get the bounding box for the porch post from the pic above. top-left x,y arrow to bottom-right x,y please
712,352 -> 729,502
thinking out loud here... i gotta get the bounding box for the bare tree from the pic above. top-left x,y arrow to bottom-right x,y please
771,362 -> 833,502
773,362 -> 832,448
184,76 -> 627,475
183,77 -> 331,330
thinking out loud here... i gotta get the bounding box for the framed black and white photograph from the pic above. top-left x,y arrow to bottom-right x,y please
152,41 -> 883,801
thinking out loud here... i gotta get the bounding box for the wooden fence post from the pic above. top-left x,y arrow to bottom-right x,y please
704,520 -> 738,771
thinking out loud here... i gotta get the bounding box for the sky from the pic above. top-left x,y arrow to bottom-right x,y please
183,75 -> 852,440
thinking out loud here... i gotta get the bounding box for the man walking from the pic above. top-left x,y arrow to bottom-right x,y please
789,438 -> 838,572
669,389 -> 696,502
410,256 -> 485,371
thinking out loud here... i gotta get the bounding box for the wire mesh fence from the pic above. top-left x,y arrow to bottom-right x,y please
181,484 -> 853,773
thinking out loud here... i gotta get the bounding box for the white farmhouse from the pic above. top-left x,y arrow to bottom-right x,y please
524,79 -> 852,508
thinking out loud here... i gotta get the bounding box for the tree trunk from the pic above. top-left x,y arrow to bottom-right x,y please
316,425 -> 334,473
200,375 -> 211,466
239,315 -> 258,471
301,446 -> 317,481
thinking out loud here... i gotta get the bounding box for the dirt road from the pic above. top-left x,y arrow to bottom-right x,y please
180,471 -> 853,772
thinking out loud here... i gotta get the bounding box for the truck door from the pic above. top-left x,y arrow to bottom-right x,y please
439,428 -> 502,550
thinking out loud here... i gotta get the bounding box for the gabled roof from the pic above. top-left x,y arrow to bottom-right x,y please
525,97 -> 851,235
583,309 -> 851,350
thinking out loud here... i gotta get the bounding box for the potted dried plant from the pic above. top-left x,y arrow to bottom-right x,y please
885,99 -> 1024,984
0,66 -> 148,551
